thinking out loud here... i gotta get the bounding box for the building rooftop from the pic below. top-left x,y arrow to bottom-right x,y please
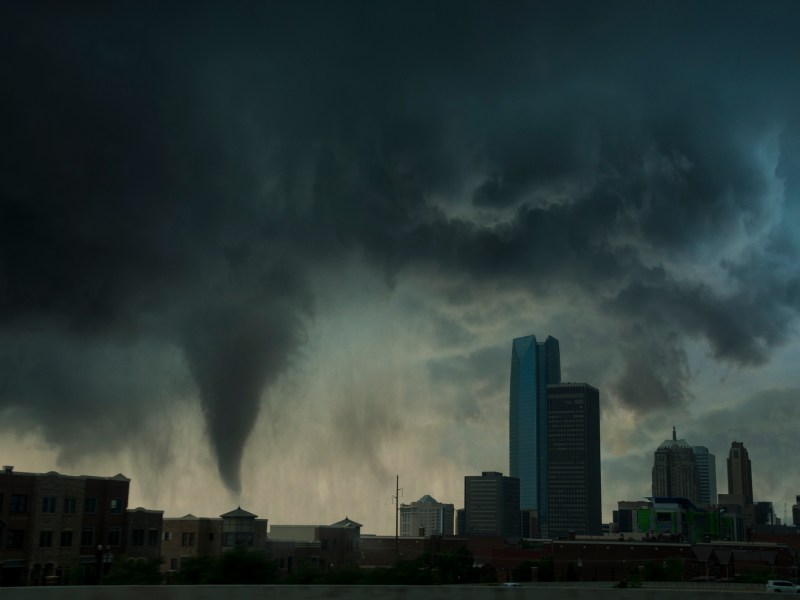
0,466 -> 130,481
221,506 -> 257,519
329,517 -> 362,528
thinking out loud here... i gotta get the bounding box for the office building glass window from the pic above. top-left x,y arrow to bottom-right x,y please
11,494 -> 28,513
41,496 -> 57,513
7,530 -> 24,549
81,527 -> 94,547
131,529 -> 144,546
60,530 -> 73,547
108,527 -> 121,547
84,497 -> 97,513
63,497 -> 77,514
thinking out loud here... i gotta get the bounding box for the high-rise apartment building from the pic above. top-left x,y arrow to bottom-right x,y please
399,495 -> 454,537
546,383 -> 602,538
692,446 -> 717,507
464,471 -> 520,538
651,428 -> 699,504
509,334 -> 560,534
726,441 -> 753,506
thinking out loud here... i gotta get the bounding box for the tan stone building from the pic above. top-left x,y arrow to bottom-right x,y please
651,428 -> 699,504
269,517 -> 362,574
160,507 -> 267,573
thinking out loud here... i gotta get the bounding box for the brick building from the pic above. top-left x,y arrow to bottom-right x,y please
0,466 -> 161,586
269,517 -> 362,575
160,507 -> 267,573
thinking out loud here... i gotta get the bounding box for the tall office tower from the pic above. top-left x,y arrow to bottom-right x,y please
464,471 -> 521,537
546,383 -> 602,538
509,334 -> 561,535
651,427 -> 699,504
792,496 -> 799,527
399,495 -> 455,537
692,446 -> 717,507
727,441 -> 753,506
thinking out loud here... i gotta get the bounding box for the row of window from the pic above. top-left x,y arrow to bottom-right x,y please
0,526 -> 157,549
160,531 -> 251,547
161,531 -> 214,543
130,529 -> 160,546
0,494 -> 124,515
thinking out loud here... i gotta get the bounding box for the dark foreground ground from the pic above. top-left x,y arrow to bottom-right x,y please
0,583 -> 771,600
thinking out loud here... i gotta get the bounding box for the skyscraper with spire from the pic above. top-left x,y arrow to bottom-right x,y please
726,441 -> 753,506
509,334 -> 561,534
651,427 -> 699,504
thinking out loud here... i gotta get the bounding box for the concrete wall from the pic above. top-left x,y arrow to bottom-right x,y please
0,585 -> 770,600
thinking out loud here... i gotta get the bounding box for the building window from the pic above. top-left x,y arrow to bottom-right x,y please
108,527 -> 121,547
224,532 -> 254,547
63,497 -> 77,514
131,529 -> 145,546
209,532 -> 214,541
60,530 -> 73,548
148,529 -> 159,546
181,532 -> 195,546
39,530 -> 53,547
81,527 -> 94,547
162,531 -> 172,542
84,497 -> 97,513
41,496 -> 57,513
110,498 -> 123,513
170,558 -> 178,571
7,530 -> 24,549
11,494 -> 28,513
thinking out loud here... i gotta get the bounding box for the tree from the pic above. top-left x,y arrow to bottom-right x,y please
177,547 -> 279,585
102,558 -> 163,585
215,546 -> 280,584
511,560 -> 535,583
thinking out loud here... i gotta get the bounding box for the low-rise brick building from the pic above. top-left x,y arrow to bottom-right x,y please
160,507 -> 267,574
0,466 -> 162,586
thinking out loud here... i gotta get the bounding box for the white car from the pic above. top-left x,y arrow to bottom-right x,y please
765,580 -> 799,593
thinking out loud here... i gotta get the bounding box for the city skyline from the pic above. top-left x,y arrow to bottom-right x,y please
2,2 -> 800,534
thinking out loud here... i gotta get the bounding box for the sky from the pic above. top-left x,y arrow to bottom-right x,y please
2,1 -> 800,532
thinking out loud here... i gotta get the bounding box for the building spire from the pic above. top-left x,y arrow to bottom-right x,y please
672,426 -> 676,441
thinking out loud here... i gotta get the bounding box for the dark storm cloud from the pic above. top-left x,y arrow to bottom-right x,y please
2,1 -> 800,488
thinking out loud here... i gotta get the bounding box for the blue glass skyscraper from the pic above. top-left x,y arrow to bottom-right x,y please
509,334 -> 561,535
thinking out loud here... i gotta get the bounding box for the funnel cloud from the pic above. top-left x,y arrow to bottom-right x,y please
2,2 -> 800,522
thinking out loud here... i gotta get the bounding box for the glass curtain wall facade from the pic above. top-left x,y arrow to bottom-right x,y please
509,334 -> 560,535
692,446 -> 717,507
546,383 -> 602,537
464,471 -> 520,537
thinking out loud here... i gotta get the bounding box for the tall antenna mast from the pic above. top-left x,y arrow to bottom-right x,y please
392,475 -> 403,561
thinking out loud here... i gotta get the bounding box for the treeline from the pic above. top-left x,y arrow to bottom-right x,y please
98,545 -> 504,585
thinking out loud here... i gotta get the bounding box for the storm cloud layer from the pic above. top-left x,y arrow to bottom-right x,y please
2,2 -> 800,511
